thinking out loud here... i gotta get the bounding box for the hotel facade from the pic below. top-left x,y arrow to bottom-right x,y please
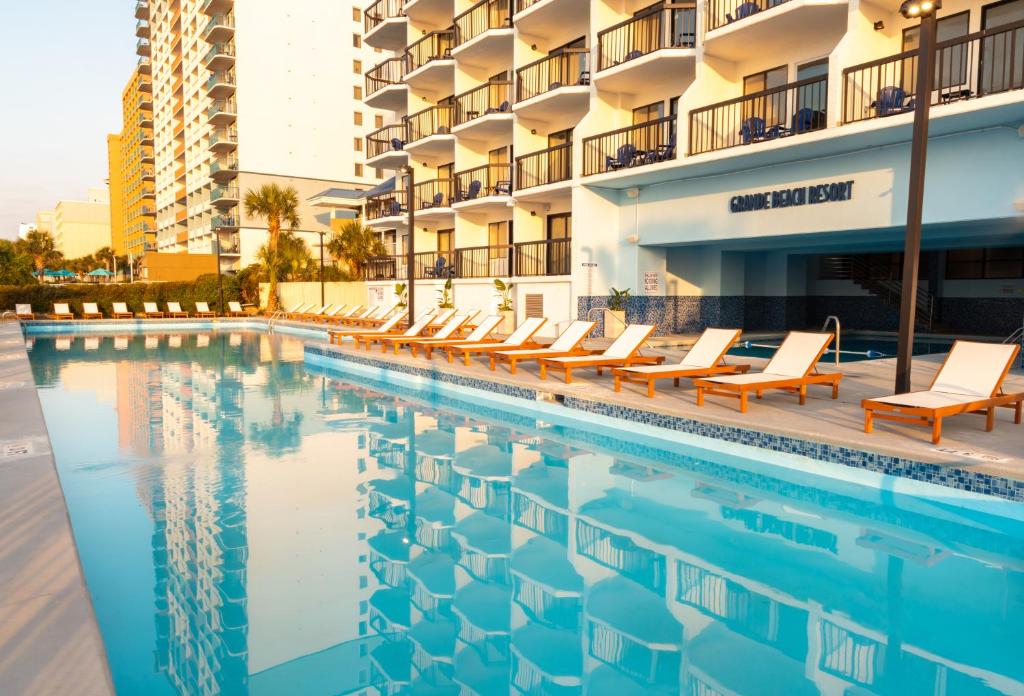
136,0 -> 389,272
359,0 -> 1024,336
108,63 -> 157,258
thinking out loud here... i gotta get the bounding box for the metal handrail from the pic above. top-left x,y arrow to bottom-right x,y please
821,314 -> 841,367
1,310 -> 18,325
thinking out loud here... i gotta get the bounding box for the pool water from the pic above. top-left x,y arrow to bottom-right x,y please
728,336 -> 955,363
27,332 -> 1024,695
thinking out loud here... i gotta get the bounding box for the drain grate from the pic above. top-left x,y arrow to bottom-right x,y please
3,442 -> 33,458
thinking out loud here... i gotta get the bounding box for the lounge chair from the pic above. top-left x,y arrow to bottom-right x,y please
112,302 -> 133,319
354,312 -> 437,350
424,308 -> 458,334
282,301 -> 307,315
613,328 -> 750,397
51,303 -> 74,320
444,317 -> 548,366
381,313 -> 471,353
411,315 -> 504,359
298,304 -> 328,320
862,341 -> 1023,444
350,303 -> 401,328
491,320 -> 596,374
315,304 -> 348,322
284,302 -> 313,318
328,311 -> 409,345
194,302 -> 216,318
539,324 -> 664,383
167,302 -> 188,318
693,331 -> 841,412
336,306 -> 379,326
82,302 -> 103,320
326,305 -> 366,324
15,304 -> 34,320
140,302 -> 164,318
227,301 -> 246,317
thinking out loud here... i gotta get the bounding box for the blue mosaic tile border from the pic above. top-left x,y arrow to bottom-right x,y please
304,343 -> 1024,503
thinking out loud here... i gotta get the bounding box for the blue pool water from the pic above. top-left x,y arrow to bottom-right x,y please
729,336 -> 955,363
26,331 -> 1024,695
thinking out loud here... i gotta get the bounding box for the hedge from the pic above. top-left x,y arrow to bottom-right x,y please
0,274 -> 242,318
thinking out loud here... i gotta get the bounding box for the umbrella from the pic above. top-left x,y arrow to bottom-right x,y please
55,269 -> 76,277
87,268 -> 114,277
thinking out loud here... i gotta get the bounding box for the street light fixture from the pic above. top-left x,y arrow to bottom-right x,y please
894,0 -> 941,393
313,230 -> 327,307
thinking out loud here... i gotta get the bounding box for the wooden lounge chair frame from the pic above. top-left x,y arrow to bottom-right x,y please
111,303 -> 133,319
15,305 -> 35,320
167,302 -> 189,318
411,316 -> 504,359
693,332 -> 841,413
862,341 -> 1023,444
612,328 -> 749,397
354,313 -> 435,350
538,325 -> 664,383
490,320 -> 597,374
51,303 -> 74,321
227,301 -> 246,317
444,318 -> 548,366
194,302 -> 216,318
328,311 -> 409,345
140,303 -> 164,318
81,303 -> 103,320
381,314 -> 471,353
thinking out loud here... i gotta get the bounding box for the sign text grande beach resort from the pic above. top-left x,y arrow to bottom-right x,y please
729,181 -> 855,213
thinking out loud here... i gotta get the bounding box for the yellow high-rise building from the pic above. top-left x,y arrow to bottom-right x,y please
107,134 -> 126,255
110,61 -> 156,259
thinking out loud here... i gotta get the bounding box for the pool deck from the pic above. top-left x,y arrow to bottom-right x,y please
308,332 -> 1024,495
0,323 -> 113,695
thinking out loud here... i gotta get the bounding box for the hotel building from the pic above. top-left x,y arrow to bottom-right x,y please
108,62 -> 157,257
136,0 -> 389,273
49,187 -> 114,260
360,0 -> 1024,336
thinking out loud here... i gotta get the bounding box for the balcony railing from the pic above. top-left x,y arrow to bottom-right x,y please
455,164 -> 512,200
515,0 -> 545,12
204,42 -> 235,64
516,48 -> 590,102
515,143 -> 572,189
206,70 -> 235,91
207,98 -> 237,119
365,255 -> 406,281
454,0 -> 512,46
137,38 -> 151,56
203,13 -> 235,39
211,215 -> 238,230
366,0 -> 404,33
366,190 -> 409,220
842,20 -> 1024,124
412,250 -> 458,279
456,245 -> 513,278
454,81 -> 512,124
707,0 -> 792,32
367,123 -> 407,159
210,186 -> 239,203
209,129 -> 238,147
598,2 -> 696,71
406,105 -> 454,143
406,29 -> 455,72
583,115 -> 677,175
688,75 -> 828,155
218,232 -> 241,255
366,57 -> 407,96
414,178 -> 455,209
210,157 -> 238,177
516,238 -> 571,276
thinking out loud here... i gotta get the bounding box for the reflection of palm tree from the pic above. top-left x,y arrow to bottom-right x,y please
248,337 -> 311,456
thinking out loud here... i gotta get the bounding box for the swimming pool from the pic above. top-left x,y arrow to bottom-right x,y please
729,335 -> 955,363
26,331 -> 1024,695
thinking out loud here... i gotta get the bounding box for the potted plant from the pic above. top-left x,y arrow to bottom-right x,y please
394,282 -> 408,308
493,278 -> 514,333
437,278 -> 454,309
605,287 -> 629,338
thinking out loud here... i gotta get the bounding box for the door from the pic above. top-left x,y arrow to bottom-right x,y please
545,213 -> 572,275
981,0 -> 1024,94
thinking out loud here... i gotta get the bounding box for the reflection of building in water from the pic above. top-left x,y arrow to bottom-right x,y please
116,359 -> 164,454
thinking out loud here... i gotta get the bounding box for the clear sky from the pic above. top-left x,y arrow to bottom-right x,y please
0,2 -> 136,239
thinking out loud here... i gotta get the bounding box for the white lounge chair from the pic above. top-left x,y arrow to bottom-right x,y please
613,328 -> 750,397
112,302 -> 133,319
382,314 -> 471,353
167,302 -> 188,318
227,301 -> 246,317
194,302 -> 216,318
15,304 -> 34,320
354,312 -> 437,350
51,303 -> 74,320
412,315 -> 504,359
444,317 -> 548,366
491,320 -> 596,374
141,302 -> 164,318
328,311 -> 409,345
863,341 -> 1023,443
539,324 -> 664,383
82,302 -> 103,320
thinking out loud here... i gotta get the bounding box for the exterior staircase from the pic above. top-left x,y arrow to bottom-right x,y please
822,255 -> 935,331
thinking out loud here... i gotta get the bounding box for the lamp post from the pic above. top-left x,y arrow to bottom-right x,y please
215,234 -> 225,313
314,230 -> 326,307
894,0 -> 941,394
400,165 -> 416,321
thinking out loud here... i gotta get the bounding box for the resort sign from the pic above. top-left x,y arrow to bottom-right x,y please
729,180 -> 854,213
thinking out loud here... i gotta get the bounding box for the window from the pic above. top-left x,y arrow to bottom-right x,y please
946,247 -> 1024,279
354,112 -> 363,126
352,7 -> 361,21
354,85 -> 362,100
903,12 -> 970,92
547,213 -> 572,239
902,11 -> 970,50
632,101 -> 664,124
353,34 -> 361,48
488,221 -> 512,275
797,59 -> 829,80
375,168 -> 383,179
437,229 -> 453,252
354,137 -> 363,151
981,0 -> 1024,92
547,128 -> 573,147
354,163 -> 364,177
437,162 -> 454,179
743,66 -> 788,95
375,115 -> 384,128
488,146 -> 510,164
353,59 -> 362,74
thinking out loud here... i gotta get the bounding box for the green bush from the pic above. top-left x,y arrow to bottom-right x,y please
0,275 -> 242,317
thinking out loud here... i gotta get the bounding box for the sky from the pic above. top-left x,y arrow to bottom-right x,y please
0,2 -> 136,240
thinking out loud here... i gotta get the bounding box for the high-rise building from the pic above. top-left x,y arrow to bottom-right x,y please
50,187 -> 113,260
106,134 -> 125,254
136,0 -> 389,273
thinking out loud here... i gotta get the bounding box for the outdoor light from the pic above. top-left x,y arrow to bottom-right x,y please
899,0 -> 940,18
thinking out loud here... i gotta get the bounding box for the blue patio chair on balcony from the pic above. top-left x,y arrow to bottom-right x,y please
426,256 -> 449,278
462,180 -> 482,200
739,117 -> 766,144
494,180 -> 511,195
423,192 -> 444,209
548,80 -> 563,91
388,200 -> 403,216
732,1 -> 761,20
624,50 -> 644,62
605,143 -> 637,171
391,138 -> 405,151
875,86 -> 914,117
485,101 -> 511,114
655,132 -> 677,161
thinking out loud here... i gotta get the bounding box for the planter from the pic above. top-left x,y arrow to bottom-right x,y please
499,310 -> 515,335
604,309 -> 626,339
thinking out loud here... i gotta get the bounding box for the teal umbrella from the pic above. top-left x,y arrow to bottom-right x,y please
87,268 -> 114,277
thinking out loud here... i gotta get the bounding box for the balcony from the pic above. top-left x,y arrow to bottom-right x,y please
514,48 -> 590,121
689,75 -> 827,155
139,128 -> 153,146
704,0 -> 847,61
207,98 -> 237,125
367,240 -> 571,280
210,186 -> 240,207
514,0 -> 584,37
452,81 -> 512,139
366,190 -> 409,225
137,93 -> 152,110
453,0 -> 513,67
594,2 -> 696,93
203,13 -> 235,42
138,57 -> 151,75
138,76 -> 152,93
367,123 -> 409,170
211,215 -> 239,231
138,112 -> 153,128
210,155 -> 239,181
405,105 -> 455,159
136,20 -> 150,38
405,30 -> 455,91
208,128 -> 239,152
842,21 -> 1024,125
515,143 -> 572,194
140,149 -> 155,164
365,0 -> 407,51
136,38 -> 151,57
135,1 -> 149,20
413,178 -> 456,220
202,0 -> 232,16
365,57 -> 408,112
203,42 -> 235,70
141,168 -> 156,182
453,163 -> 512,212
205,71 -> 236,98
218,232 -> 241,255
583,116 -> 677,176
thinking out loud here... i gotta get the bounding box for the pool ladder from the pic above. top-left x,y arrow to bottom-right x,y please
0,310 -> 18,325
821,315 -> 841,367
1003,314 -> 1024,368
267,310 -> 285,333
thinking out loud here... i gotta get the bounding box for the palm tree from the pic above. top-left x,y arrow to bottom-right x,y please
18,229 -> 57,278
326,220 -> 387,279
256,231 -> 315,282
244,184 -> 301,312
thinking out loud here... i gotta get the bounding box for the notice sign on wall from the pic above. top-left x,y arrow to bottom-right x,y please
643,272 -> 661,296
729,180 -> 854,213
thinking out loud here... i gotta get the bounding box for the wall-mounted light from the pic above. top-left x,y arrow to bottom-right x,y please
899,0 -> 941,18
530,128 -> 536,135
873,20 -> 885,30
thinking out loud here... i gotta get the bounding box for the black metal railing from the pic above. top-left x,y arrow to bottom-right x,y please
706,0 -> 792,32
366,255 -> 406,281
406,29 -> 455,72
366,57 -> 407,96
515,143 -> 572,189
406,105 -> 454,142
689,75 -> 828,154
366,191 -> 409,220
414,178 -> 455,208
583,115 -> 677,175
842,20 -> 1024,124
456,245 -> 514,278
598,2 -> 696,71
455,164 -> 512,200
367,123 -> 407,159
366,0 -> 404,34
516,238 -> 571,276
515,0 -> 545,13
454,81 -> 512,124
454,0 -> 512,46
516,48 -> 590,101
413,250 -> 458,279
